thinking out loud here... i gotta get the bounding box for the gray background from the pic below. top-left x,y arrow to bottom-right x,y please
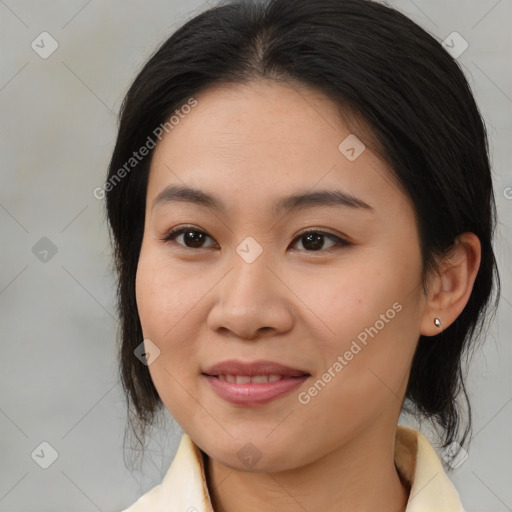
0,0 -> 511,511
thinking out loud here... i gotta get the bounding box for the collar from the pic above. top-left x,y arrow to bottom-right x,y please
123,425 -> 464,511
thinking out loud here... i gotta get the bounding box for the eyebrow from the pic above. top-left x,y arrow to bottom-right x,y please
151,185 -> 374,215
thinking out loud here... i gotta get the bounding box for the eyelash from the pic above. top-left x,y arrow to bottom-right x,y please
160,226 -> 351,253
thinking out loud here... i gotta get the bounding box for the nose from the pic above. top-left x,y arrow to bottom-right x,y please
206,249 -> 295,340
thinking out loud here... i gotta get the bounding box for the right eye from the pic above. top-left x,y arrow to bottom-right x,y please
160,226 -> 218,249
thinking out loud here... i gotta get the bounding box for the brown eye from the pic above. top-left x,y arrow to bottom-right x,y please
161,227 -> 349,252
162,227 -> 217,249
291,230 -> 350,252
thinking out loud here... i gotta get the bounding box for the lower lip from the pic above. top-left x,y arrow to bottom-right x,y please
203,375 -> 309,405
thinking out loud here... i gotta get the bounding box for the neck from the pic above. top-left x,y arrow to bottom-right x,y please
204,423 -> 410,512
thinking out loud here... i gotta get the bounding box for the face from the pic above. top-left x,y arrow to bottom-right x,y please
135,81 -> 428,472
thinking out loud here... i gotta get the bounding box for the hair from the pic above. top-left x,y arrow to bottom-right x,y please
105,0 -> 500,466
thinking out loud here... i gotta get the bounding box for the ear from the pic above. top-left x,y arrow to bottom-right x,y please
420,232 -> 481,336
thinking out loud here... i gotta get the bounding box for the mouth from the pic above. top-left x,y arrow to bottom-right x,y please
202,359 -> 310,378
207,374 -> 305,383
201,359 -> 311,405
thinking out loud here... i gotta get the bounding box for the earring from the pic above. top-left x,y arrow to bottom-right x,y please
434,317 -> 442,329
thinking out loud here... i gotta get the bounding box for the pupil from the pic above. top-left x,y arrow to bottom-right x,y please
184,230 -> 205,248
303,233 -> 323,251
181,231 -> 326,250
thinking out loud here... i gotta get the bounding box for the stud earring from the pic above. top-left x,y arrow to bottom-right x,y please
434,317 -> 442,329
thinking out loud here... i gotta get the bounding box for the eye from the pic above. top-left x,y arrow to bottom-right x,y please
290,229 -> 350,252
161,226 -> 217,249
161,226 -> 350,252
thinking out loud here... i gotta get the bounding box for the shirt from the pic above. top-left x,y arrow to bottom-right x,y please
121,425 -> 465,511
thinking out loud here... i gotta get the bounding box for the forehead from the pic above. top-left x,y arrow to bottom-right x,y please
146,81 -> 408,217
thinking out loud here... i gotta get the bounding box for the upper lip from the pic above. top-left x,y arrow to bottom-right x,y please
202,359 -> 310,377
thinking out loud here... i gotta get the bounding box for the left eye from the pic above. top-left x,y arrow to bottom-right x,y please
161,227 -> 349,252
291,230 -> 349,252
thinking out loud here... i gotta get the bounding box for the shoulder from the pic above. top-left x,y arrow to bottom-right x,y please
120,482 -> 164,512
119,433 -> 212,512
395,425 -> 466,511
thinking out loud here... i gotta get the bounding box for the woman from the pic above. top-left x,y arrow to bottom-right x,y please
105,0 -> 500,510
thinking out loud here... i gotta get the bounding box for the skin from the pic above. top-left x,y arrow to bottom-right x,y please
135,81 -> 481,512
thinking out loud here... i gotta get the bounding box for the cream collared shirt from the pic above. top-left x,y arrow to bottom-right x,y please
121,425 -> 465,511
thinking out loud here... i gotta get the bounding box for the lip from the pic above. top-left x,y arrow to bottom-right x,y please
202,359 -> 310,377
203,374 -> 309,405
202,359 -> 310,406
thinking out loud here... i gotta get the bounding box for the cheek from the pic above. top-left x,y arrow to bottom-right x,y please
134,250 -> 204,389
296,308 -> 419,440
135,249 -> 205,339
135,258 -> 168,339
294,252 -> 421,413
290,256 -> 406,347
135,251 -> 207,425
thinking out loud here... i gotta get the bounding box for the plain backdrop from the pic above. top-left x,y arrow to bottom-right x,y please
0,1 -> 511,511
